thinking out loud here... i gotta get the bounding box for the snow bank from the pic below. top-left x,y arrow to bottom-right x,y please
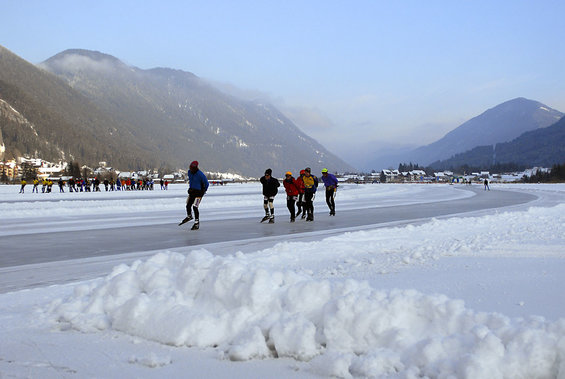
49,204 -> 565,378
234,203 -> 565,279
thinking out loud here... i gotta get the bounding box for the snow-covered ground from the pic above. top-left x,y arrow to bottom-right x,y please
0,183 -> 564,378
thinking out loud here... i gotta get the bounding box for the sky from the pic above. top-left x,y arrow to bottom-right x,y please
2,0 -> 565,166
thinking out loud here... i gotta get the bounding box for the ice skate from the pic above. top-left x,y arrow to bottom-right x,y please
179,215 -> 193,226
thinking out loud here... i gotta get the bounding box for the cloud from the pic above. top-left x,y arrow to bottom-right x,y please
206,80 -> 277,103
207,80 -> 337,137
281,106 -> 335,132
40,53 -> 120,74
394,121 -> 459,144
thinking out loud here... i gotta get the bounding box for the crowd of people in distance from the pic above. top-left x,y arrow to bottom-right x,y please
179,162 -> 339,231
18,177 -> 169,193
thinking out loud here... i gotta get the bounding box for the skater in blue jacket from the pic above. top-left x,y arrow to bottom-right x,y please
321,168 -> 338,216
179,161 -> 209,230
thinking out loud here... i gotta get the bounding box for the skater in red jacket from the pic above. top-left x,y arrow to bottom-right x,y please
283,171 -> 300,222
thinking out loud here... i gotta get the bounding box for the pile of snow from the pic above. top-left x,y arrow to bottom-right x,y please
48,203 -> 565,378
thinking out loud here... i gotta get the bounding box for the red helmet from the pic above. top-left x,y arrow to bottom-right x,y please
190,161 -> 198,168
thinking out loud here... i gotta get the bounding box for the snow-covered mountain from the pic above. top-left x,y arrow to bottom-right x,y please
38,49 -> 355,176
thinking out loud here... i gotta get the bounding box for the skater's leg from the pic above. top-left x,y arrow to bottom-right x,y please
326,188 -> 336,216
296,194 -> 304,217
260,197 -> 272,222
305,192 -> 314,220
192,197 -> 202,221
268,198 -> 275,220
186,195 -> 195,218
287,196 -> 296,221
263,198 -> 270,216
325,188 -> 332,213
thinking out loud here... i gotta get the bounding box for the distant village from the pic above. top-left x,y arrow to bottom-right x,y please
0,156 -> 550,186
1,158 -> 186,185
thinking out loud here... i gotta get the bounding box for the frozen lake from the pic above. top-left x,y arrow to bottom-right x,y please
1,182 -> 564,378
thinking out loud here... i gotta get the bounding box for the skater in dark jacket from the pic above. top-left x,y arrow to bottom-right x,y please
179,161 -> 209,230
260,168 -> 280,223
283,171 -> 300,222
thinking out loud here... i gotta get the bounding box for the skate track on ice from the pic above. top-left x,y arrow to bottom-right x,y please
0,186 -> 536,292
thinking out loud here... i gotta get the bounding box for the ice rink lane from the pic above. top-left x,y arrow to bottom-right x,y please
0,187 -> 535,271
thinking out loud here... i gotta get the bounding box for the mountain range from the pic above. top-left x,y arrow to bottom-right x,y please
0,46 -> 354,176
368,98 -> 563,170
429,114 -> 565,170
2,45 -> 564,176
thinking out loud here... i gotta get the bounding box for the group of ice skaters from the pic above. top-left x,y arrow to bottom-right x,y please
18,177 -> 157,193
259,166 -> 338,223
179,161 -> 339,230
19,178 -> 68,193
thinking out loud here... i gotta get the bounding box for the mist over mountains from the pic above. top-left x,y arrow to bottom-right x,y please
1,46 -> 354,176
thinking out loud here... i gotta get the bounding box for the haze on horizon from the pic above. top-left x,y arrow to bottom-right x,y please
2,0 -> 565,169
